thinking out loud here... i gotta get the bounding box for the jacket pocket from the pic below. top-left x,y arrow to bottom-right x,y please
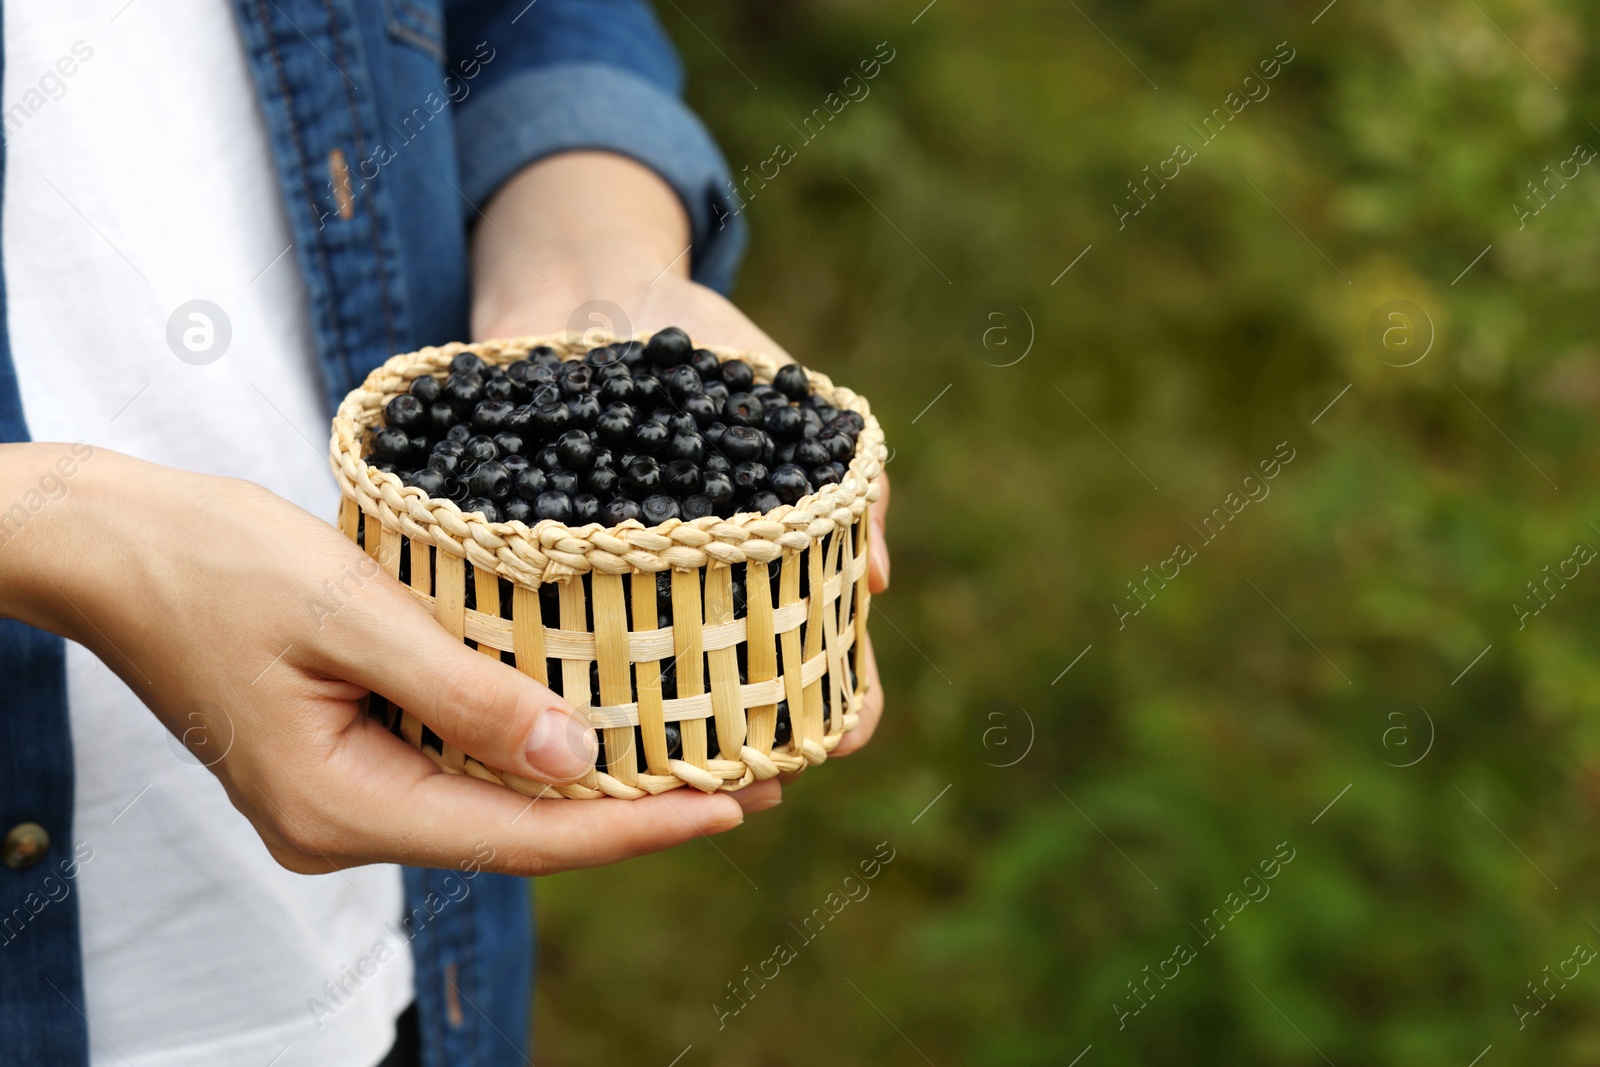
384,0 -> 444,60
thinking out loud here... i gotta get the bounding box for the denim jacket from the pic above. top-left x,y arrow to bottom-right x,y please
0,1 -> 743,1062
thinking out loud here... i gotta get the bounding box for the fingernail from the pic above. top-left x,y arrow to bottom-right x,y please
526,707 -> 597,780
707,811 -> 746,834
739,793 -> 783,814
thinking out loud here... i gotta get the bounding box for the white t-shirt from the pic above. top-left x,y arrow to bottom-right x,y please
4,4 -> 413,1066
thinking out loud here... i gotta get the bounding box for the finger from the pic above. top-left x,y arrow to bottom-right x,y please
729,778 -> 783,814
303,718 -> 754,875
830,632 -> 882,758
868,472 -> 891,593
329,584 -> 597,783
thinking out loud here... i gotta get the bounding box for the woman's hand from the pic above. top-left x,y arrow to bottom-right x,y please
470,151 -> 892,762
0,445 -> 777,876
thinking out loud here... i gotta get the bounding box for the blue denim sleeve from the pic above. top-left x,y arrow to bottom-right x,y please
444,0 -> 746,295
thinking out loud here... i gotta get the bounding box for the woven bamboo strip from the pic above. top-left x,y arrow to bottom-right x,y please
822,532 -> 844,738
837,518 -> 858,715
704,566 -> 748,780
340,495 -> 359,544
593,573 -> 638,787
742,560 -> 778,760
472,565 -> 501,663
398,537 -> 428,748
406,586 -> 841,657
671,568 -> 708,772
777,551 -> 806,758
433,551 -> 467,771
796,541 -> 827,763
379,524 -> 402,580
853,513 -> 871,703
631,572 -> 670,775
558,578 -> 600,791
511,586 -> 547,684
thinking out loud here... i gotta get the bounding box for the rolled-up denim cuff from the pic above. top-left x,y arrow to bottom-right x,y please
455,62 -> 746,295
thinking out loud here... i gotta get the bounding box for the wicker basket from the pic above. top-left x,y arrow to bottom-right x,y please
328,333 -> 886,800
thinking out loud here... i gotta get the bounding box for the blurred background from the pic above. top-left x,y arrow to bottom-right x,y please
534,2 -> 1600,1063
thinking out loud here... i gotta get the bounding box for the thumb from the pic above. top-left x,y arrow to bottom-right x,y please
337,589 -> 598,783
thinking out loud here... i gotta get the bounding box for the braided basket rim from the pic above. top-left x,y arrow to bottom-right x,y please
329,332 -> 887,585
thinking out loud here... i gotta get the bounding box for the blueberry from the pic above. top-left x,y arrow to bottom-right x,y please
775,442 -> 798,465
472,399 -> 513,433
681,494 -> 714,520
645,326 -> 692,367
450,352 -> 485,376
573,493 -> 601,524
444,371 -> 484,413
774,700 -> 792,745
682,394 -> 718,429
702,380 -> 730,407
795,438 -> 830,467
467,460 -> 511,500
764,404 -> 803,443
720,425 -> 765,462
662,460 -> 702,495
493,432 -> 526,457
616,340 -> 647,370
559,363 -> 593,397
690,348 -> 721,380
705,424 -> 728,451
702,470 -> 734,505
504,359 -> 535,385
632,419 -> 670,453
732,462 -> 768,494
535,445 -> 562,472
428,451 -> 461,476
633,374 -> 663,407
483,377 -> 517,402
534,491 -> 572,523
386,394 -> 425,431
531,401 -> 570,436
664,721 -> 684,760
662,364 -> 703,404
591,448 -> 615,470
567,393 -> 601,430
585,344 -> 623,371
666,411 -> 698,436
409,468 -> 447,496
502,497 -> 534,523
548,469 -> 581,495
820,432 -> 855,463
586,466 -> 619,495
598,374 -> 636,405
514,468 -> 548,500
773,364 -> 810,400
625,456 -> 662,495
768,463 -> 812,504
811,464 -> 841,487
528,345 -> 561,368
506,404 -> 535,437
556,429 -> 596,471
461,497 -> 502,522
427,401 -> 457,434
442,476 -> 469,503
667,431 -> 705,464
744,490 -> 781,513
445,423 -> 472,444
463,435 -> 498,464
596,407 -> 634,446
409,375 -> 443,404
641,494 -> 681,523
530,383 -> 561,407
724,392 -> 763,428
372,427 -> 412,462
601,498 -> 642,524
719,359 -> 755,390
502,454 -> 531,476
703,452 -> 732,475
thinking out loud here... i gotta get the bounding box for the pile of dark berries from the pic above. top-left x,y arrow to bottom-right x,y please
366,327 -> 864,526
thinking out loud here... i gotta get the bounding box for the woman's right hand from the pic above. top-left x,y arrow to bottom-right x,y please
0,444 -> 779,876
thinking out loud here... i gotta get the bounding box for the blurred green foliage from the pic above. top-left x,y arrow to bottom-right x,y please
533,1 -> 1600,1063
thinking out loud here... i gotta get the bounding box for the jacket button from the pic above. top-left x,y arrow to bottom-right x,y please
2,823 -> 50,870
